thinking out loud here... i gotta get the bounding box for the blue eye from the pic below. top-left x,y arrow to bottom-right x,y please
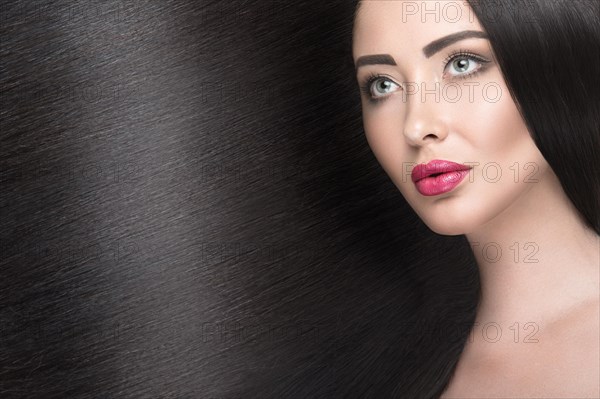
359,73 -> 401,102
443,50 -> 491,79
448,57 -> 477,75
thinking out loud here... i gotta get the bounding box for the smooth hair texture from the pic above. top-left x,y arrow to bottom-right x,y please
1,1 -> 477,398
1,0 -> 597,398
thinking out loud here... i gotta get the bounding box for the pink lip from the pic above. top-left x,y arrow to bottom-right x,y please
411,160 -> 472,196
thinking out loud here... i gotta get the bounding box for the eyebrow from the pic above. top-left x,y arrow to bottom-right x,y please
355,54 -> 397,68
355,30 -> 488,69
423,30 -> 488,57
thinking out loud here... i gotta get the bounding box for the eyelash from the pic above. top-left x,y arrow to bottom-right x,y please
359,49 -> 491,103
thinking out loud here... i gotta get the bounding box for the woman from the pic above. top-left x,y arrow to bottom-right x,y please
2,0 -> 596,397
353,0 -> 599,396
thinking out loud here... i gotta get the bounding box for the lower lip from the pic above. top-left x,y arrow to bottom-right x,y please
414,170 -> 471,196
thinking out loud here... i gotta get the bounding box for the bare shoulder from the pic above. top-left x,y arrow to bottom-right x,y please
548,296 -> 599,377
546,297 -> 600,396
551,296 -> 599,337
441,298 -> 600,398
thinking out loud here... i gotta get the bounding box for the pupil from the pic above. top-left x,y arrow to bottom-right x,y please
455,58 -> 469,71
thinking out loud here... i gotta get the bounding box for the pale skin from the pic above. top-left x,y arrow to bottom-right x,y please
353,1 -> 599,397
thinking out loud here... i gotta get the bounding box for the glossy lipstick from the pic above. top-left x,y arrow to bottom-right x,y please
411,160 -> 472,196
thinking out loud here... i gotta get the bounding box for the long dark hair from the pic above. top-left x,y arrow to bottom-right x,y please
1,1 -> 595,399
1,1 -> 476,398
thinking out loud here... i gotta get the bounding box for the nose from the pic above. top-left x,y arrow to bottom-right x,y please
402,89 -> 449,147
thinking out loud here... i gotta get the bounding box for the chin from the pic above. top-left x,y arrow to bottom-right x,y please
425,222 -> 466,236
416,211 -> 474,236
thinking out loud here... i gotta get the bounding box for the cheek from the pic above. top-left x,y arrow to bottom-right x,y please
460,85 -> 551,209
457,77 -> 535,161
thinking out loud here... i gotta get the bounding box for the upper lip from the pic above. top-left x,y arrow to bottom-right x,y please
411,159 -> 472,183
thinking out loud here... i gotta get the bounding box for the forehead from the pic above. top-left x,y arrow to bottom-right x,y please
353,0 -> 484,58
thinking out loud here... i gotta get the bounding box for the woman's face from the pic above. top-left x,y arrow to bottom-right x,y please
352,0 -> 552,235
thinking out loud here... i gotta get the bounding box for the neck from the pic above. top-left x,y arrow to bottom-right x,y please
465,172 -> 599,329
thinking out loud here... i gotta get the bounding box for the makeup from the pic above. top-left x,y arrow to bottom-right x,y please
411,160 -> 472,196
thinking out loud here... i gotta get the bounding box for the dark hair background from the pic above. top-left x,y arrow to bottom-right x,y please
5,0 -> 597,398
